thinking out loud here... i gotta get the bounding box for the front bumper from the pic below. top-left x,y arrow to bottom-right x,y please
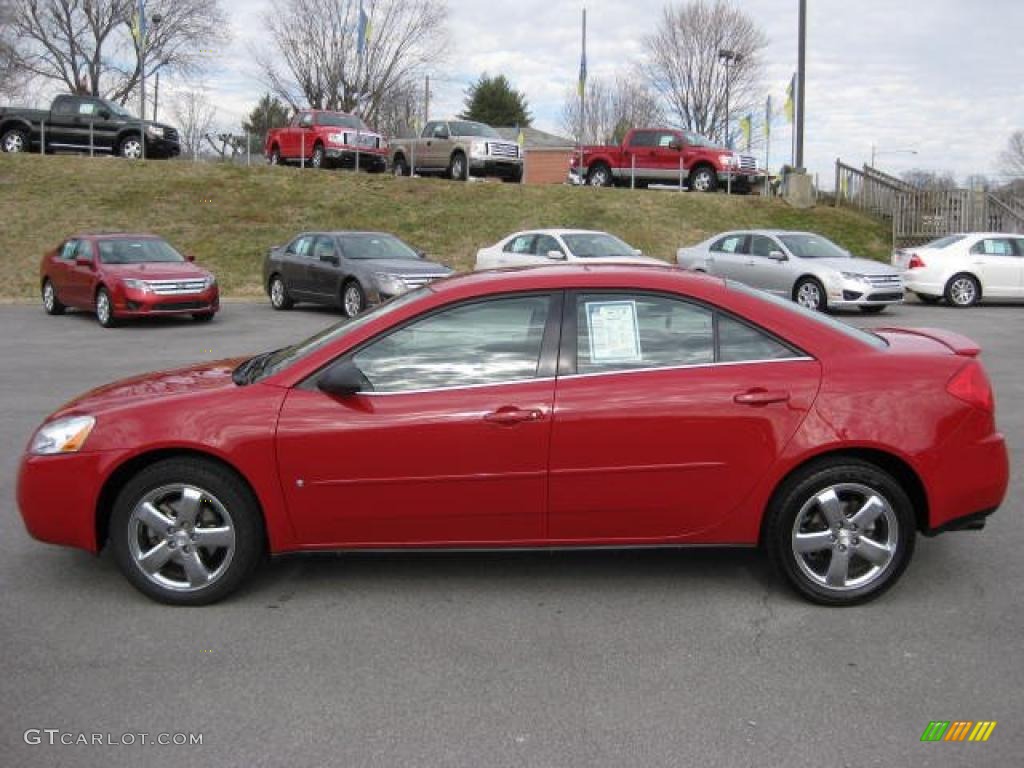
145,138 -> 181,159
469,158 -> 523,179
115,285 -> 220,317
825,277 -> 904,307
325,147 -> 388,171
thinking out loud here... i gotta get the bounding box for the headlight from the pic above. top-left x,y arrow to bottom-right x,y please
328,132 -> 348,146
840,272 -> 868,281
719,154 -> 737,167
470,141 -> 488,158
204,275 -> 217,289
145,125 -> 165,138
122,279 -> 151,293
30,415 -> 96,455
374,273 -> 408,296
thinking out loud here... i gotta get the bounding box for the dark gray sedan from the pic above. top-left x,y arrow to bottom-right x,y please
263,232 -> 454,317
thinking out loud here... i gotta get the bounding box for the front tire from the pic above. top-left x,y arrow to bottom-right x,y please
310,143 -> 325,169
393,155 -> 410,177
689,165 -> 718,193
269,275 -> 294,310
794,277 -> 827,312
945,273 -> 980,307
341,280 -> 366,318
764,459 -> 916,606
42,279 -> 65,315
109,458 -> 265,605
119,135 -> 143,160
95,287 -> 117,327
269,146 -> 282,166
2,128 -> 29,154
448,152 -> 468,181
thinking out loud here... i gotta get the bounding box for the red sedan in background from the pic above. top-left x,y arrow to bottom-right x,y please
40,233 -> 219,327
17,266 -> 1007,605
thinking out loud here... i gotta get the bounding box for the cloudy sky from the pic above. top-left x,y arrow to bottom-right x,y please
193,0 -> 1023,186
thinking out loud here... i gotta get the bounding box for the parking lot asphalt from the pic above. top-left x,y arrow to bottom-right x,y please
1,299 -> 1021,767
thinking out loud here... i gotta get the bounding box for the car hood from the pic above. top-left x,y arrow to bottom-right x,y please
356,258 -> 453,275
807,257 -> 899,275
101,262 -> 212,280
57,358 -> 245,415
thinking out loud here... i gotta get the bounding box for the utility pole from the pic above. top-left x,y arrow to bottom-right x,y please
424,75 -> 430,125
795,0 -> 807,170
153,71 -> 160,122
138,0 -> 147,159
718,49 -> 743,195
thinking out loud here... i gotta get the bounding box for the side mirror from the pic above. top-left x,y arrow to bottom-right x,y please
185,253 -> 196,262
75,256 -> 93,268
99,109 -> 111,120
317,361 -> 372,398
768,250 -> 787,261
546,250 -> 566,260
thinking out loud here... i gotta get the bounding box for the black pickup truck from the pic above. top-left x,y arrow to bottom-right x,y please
0,94 -> 180,159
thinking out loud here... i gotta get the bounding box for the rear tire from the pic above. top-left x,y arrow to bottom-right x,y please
95,287 -> 117,328
269,275 -> 294,310
945,273 -> 980,307
764,458 -> 916,606
42,279 -> 65,315
109,457 -> 265,605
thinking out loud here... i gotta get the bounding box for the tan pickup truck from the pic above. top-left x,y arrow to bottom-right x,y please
390,119 -> 523,182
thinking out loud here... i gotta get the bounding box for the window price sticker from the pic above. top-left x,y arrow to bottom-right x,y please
585,300 -> 642,363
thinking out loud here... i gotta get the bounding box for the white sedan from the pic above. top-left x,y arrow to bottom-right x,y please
894,232 -> 1024,306
474,229 -> 665,270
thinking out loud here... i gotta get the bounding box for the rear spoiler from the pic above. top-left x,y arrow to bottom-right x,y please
875,327 -> 980,357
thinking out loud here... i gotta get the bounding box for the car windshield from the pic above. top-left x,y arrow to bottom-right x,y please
317,113 -> 369,130
562,233 -> 637,258
241,288 -> 430,383
779,234 -> 850,259
923,234 -> 966,249
683,131 -> 717,147
100,99 -> 135,119
98,239 -> 185,264
727,280 -> 888,349
449,121 -> 500,138
338,234 -> 420,260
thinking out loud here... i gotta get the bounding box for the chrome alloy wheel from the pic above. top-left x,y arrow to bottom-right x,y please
949,276 -> 978,306
127,484 -> 236,592
121,138 -> 143,159
343,283 -> 363,317
43,281 -> 55,312
796,281 -> 823,310
589,167 -> 610,187
96,291 -> 112,325
3,132 -> 25,153
270,277 -> 286,308
791,483 -> 899,592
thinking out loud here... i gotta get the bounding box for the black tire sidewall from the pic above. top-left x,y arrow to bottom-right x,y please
765,459 -> 916,606
109,458 -> 265,606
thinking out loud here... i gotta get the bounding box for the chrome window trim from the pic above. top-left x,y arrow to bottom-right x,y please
355,356 -> 815,397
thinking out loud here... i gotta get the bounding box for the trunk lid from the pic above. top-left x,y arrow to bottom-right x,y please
874,327 -> 981,357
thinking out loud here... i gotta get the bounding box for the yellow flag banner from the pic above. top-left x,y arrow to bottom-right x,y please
784,74 -> 796,124
739,114 -> 752,151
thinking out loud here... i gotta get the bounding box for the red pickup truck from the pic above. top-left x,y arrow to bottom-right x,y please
265,109 -> 388,172
569,127 -> 762,193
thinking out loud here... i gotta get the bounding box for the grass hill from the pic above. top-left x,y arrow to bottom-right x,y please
0,154 -> 892,299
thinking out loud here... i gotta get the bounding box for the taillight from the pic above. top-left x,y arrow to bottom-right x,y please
947,361 -> 994,413
907,253 -> 926,269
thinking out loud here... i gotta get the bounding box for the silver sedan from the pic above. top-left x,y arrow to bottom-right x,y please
677,230 -> 903,313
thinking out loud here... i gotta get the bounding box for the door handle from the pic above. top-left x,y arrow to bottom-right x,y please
734,389 -> 790,406
483,407 -> 543,425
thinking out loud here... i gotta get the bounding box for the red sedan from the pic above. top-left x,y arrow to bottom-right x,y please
17,266 -> 1008,605
40,233 -> 219,327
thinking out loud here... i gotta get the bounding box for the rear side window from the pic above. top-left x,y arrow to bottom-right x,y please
354,295 -> 552,392
59,240 -> 79,260
711,235 -> 746,254
504,235 -> 536,254
718,315 -> 797,362
576,294 -> 714,374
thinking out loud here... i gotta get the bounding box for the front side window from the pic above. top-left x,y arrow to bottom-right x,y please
78,102 -> 97,116
749,235 -> 781,258
971,238 -> 1015,256
532,234 -> 564,256
354,295 -> 552,392
313,236 -> 336,261
576,294 -> 714,374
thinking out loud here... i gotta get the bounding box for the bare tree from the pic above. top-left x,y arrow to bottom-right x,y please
900,169 -> 958,190
0,0 -> 26,98
258,0 -> 447,129
1001,131 -> 1024,178
173,88 -> 216,158
642,0 -> 767,143
6,0 -> 227,104
561,75 -> 664,145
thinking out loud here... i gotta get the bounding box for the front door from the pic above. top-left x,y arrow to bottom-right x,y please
548,291 -> 820,541
276,292 -> 560,546
744,234 -> 794,297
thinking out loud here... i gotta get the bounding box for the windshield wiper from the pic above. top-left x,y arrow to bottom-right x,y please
232,348 -> 286,385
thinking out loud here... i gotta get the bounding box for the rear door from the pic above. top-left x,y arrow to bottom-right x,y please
498,233 -> 539,267
970,237 -> 1020,297
47,239 -> 78,304
281,235 -> 314,296
705,233 -> 750,280
66,239 -> 97,306
624,130 -> 658,181
45,96 -> 80,149
548,291 -> 820,541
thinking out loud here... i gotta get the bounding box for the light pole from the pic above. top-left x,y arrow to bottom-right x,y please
718,49 -> 744,149
870,144 -> 917,168
138,5 -> 163,160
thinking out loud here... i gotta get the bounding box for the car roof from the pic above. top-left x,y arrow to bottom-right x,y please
73,232 -> 162,240
507,229 -> 613,238
431,263 -> 708,296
